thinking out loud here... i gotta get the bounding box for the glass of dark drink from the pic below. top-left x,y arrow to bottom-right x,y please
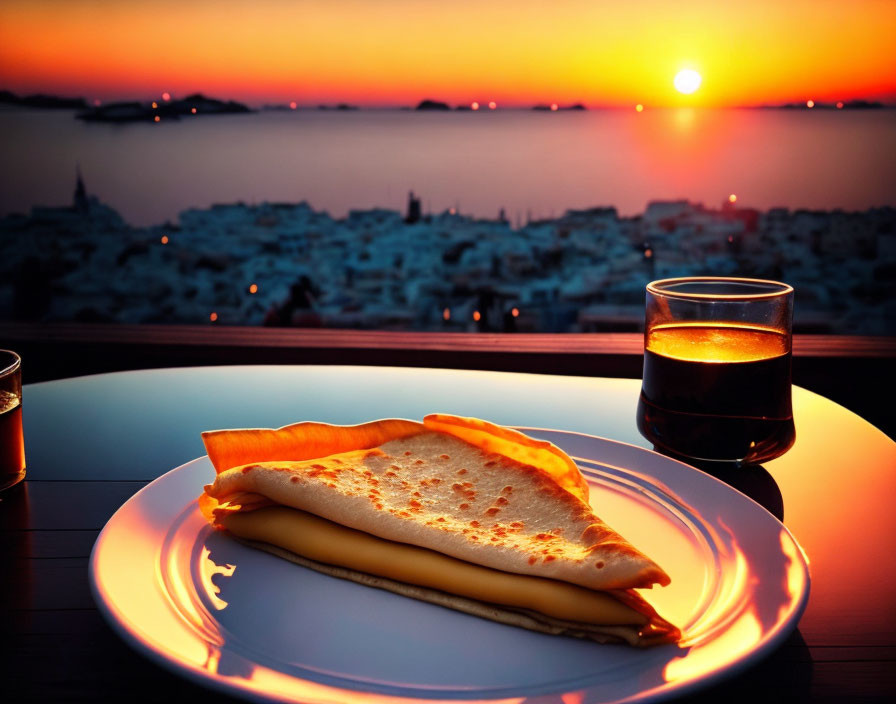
1,349 -> 25,491
636,278 -> 795,466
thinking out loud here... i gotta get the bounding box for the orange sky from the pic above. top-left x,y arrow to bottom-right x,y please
1,0 -> 894,107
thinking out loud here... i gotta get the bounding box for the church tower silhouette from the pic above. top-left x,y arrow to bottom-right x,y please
73,164 -> 89,215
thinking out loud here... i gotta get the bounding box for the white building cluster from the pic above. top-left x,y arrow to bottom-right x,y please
1,191 -> 894,334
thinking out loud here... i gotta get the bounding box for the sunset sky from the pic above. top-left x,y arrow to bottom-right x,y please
1,0 -> 894,107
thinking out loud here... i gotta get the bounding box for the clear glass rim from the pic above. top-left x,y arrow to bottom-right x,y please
647,276 -> 793,301
0,349 -> 21,378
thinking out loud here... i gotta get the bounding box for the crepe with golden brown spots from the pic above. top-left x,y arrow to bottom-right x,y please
198,415 -> 678,646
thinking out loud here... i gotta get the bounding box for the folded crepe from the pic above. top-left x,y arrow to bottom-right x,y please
199,414 -> 679,647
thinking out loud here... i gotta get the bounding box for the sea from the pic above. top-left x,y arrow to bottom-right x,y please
1,106 -> 894,226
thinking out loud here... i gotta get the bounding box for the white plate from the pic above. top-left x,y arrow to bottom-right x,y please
89,429 -> 809,703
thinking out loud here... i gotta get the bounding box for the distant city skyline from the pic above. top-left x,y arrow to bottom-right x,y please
1,1 -> 894,108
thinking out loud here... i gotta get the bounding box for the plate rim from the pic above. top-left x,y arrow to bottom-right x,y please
520,427 -> 812,698
89,428 -> 810,704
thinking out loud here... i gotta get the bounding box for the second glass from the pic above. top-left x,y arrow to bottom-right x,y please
1,349 -> 26,491
636,277 -> 795,466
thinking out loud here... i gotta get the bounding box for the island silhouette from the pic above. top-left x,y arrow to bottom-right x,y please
76,93 -> 252,122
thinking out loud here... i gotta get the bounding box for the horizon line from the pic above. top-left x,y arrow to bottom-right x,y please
3,88 -> 894,111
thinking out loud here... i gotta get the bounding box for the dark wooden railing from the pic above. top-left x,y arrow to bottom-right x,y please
2,323 -> 894,437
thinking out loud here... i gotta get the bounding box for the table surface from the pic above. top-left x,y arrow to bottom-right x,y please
3,365 -> 895,703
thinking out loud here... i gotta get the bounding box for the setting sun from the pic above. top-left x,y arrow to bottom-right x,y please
674,69 -> 702,95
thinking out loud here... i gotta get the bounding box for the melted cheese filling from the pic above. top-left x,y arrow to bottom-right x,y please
219,506 -> 646,627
